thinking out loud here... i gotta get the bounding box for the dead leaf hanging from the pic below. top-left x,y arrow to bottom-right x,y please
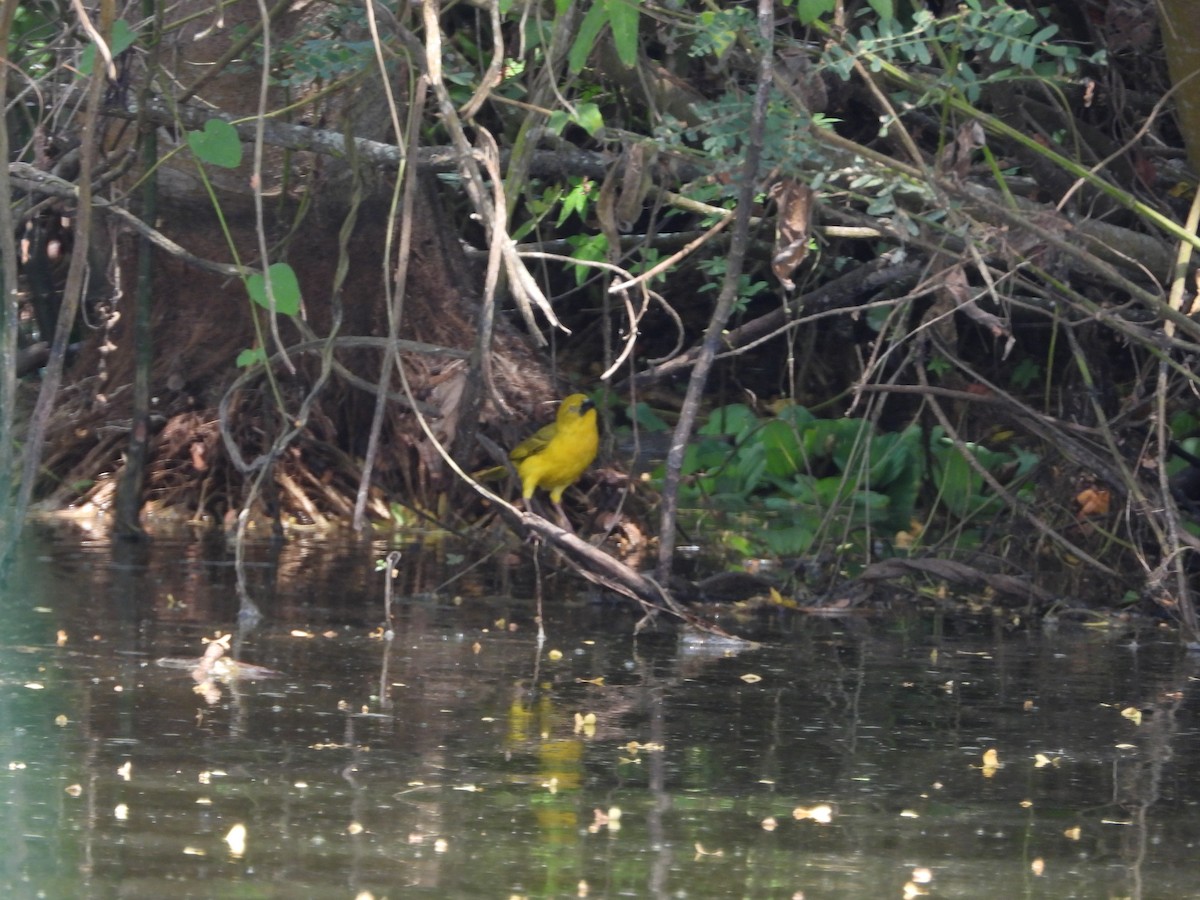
768,179 -> 816,291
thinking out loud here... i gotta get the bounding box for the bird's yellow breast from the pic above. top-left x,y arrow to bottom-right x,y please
511,393 -> 598,504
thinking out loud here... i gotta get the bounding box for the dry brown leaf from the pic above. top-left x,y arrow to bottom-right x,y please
615,142 -> 656,231
937,121 -> 986,180
940,262 -> 1010,343
597,142 -> 657,246
1076,487 -> 1110,518
768,179 -> 815,290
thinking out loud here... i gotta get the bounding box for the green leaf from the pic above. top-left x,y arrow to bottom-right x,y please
630,402 -> 670,433
793,0 -> 836,26
566,233 -> 608,286
696,10 -> 740,58
933,446 -> 984,519
1030,24 -> 1059,46
759,419 -> 804,478
571,101 -> 605,136
236,347 -> 267,368
680,438 -> 733,477
187,119 -> 243,169
761,525 -> 815,556
775,404 -> 816,430
552,183 -> 589,229
699,404 -> 757,438
546,109 -> 570,136
246,263 -> 302,316
732,443 -> 768,494
866,0 -> 894,21
1009,357 -> 1041,390
568,2 -> 609,73
604,0 -> 639,68
79,19 -> 139,76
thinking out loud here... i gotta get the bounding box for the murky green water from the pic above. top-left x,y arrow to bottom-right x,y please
0,524 -> 1197,899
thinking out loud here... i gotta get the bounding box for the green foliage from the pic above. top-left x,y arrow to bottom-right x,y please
1171,411 -> 1200,440
604,0 -> 641,68
696,257 -> 768,311
246,263 -> 302,317
547,102 -> 605,137
512,177 -> 597,242
789,0 -> 837,26
1009,357 -> 1042,391
274,38 -> 375,87
225,4 -> 376,88
10,2 -> 58,77
568,0 -> 640,73
927,428 -> 1038,519
691,8 -> 754,59
658,404 -> 1038,558
661,1 -> 1090,204
79,19 -> 139,76
187,119 -> 243,169
629,402 -> 671,433
236,348 -> 267,368
787,0 -> 893,25
665,404 -> 922,556
826,2 -> 1088,103
564,233 -> 609,286
665,96 -> 835,186
925,355 -> 952,378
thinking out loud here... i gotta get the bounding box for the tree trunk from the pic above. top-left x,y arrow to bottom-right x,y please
1159,1 -> 1200,172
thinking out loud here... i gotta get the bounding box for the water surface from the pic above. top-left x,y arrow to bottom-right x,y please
0,525 -> 1196,898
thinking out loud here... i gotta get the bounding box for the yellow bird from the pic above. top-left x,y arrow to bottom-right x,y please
509,393 -> 599,523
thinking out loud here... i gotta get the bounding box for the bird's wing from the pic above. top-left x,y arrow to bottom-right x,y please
509,421 -> 557,463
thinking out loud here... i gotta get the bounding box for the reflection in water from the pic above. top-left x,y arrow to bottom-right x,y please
0,525 -> 1197,898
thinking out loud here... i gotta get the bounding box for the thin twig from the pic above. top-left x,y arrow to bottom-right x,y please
17,0 -> 112,519
655,0 -> 775,584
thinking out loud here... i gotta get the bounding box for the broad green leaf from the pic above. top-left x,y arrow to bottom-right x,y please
732,443 -> 767,494
761,525 -> 815,556
866,0 -> 894,20
559,188 -> 590,227
572,101 -> 605,136
775,404 -> 816,430
79,19 -> 139,76
568,2 -> 609,73
814,475 -> 858,507
699,404 -> 757,438
865,431 -> 905,486
604,0 -> 640,68
934,450 -> 981,518
246,263 -> 301,316
681,438 -> 735,476
1030,24 -> 1059,46
187,119 -> 243,169
236,347 -> 267,368
566,233 -> 608,286
759,419 -> 803,478
770,477 -> 819,504
546,109 -> 570,136
793,0 -> 836,26
629,402 -> 670,433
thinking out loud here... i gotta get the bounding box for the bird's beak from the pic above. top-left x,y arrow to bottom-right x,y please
581,398 -> 596,413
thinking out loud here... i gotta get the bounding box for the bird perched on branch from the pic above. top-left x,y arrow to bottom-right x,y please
508,393 -> 599,525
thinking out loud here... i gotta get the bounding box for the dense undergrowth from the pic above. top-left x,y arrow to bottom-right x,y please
4,0 -> 1200,634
